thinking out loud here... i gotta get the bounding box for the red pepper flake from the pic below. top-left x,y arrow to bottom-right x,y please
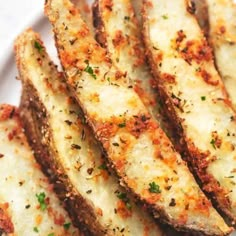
199,69 -> 219,86
96,122 -> 118,149
103,0 -> 113,10
0,203 -> 14,233
178,37 -> 213,64
8,128 -> 19,141
116,200 -> 132,218
126,114 -> 151,138
0,105 -> 16,121
162,73 -> 176,84
112,30 -> 126,48
69,6 -> 79,16
48,207 -> 65,226
176,30 -> 186,44
219,25 -> 226,34
0,153 -> 4,158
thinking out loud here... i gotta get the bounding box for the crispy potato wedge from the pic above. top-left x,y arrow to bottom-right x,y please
45,0 -> 230,234
206,0 -> 236,108
0,104 -> 79,236
93,0 -> 161,127
143,0 -> 236,225
15,29 -> 164,236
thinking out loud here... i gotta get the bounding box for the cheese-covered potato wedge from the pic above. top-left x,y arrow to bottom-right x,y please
93,0 -> 162,128
45,0 -> 230,234
15,29 -> 164,236
143,0 -> 236,225
0,104 -> 79,236
206,0 -> 236,108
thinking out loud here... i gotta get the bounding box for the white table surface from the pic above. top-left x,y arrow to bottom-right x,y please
0,0 -> 43,63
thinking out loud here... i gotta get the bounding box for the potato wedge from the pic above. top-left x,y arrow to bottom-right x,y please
93,0 -> 162,129
206,0 -> 236,109
0,104 -> 79,235
15,29 -> 164,236
45,0 -> 230,234
143,0 -> 236,225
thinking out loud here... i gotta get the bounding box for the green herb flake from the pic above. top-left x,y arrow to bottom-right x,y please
149,182 -> 161,194
63,222 -> 71,230
162,14 -> 168,20
33,226 -> 39,233
34,41 -> 43,53
126,202 -> 132,210
48,233 -> 54,236
118,122 -> 126,128
98,163 -> 107,170
201,96 -> 206,101
117,192 -> 127,200
225,176 -> 234,178
210,139 -> 216,149
84,60 -> 97,80
124,16 -> 130,21
36,192 -> 47,211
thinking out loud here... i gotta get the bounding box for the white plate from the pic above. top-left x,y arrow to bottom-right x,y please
0,5 -> 235,236
0,13 -> 60,105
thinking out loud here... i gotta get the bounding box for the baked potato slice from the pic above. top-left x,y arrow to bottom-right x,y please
45,0 -> 230,234
15,29 -> 163,236
0,104 -> 79,236
93,0 -> 162,129
143,0 -> 236,225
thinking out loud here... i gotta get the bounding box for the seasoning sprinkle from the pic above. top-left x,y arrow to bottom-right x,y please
84,60 -> 97,80
149,182 -> 161,194
34,41 -> 43,53
36,192 -> 47,211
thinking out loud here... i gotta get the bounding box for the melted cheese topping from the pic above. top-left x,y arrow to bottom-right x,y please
0,105 -> 79,236
143,0 -> 236,222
